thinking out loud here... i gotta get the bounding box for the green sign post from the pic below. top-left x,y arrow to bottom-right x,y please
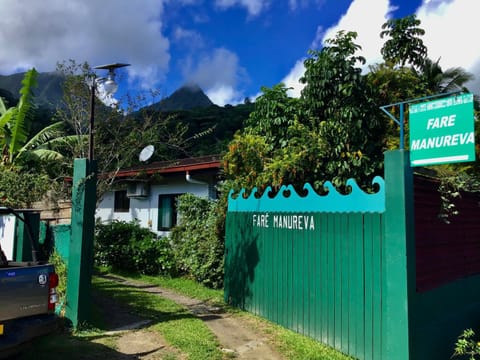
409,93 -> 475,166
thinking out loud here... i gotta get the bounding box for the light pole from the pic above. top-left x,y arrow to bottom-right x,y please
66,62 -> 130,328
88,63 -> 130,161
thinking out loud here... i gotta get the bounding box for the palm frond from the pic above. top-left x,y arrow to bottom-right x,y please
21,121 -> 64,150
42,134 -> 88,148
441,67 -> 474,93
30,148 -> 65,161
0,108 -> 15,132
8,68 -> 38,162
0,96 -> 7,116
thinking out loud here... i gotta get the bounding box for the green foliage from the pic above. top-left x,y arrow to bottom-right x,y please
0,69 -> 72,207
419,57 -> 474,94
0,166 -> 50,207
223,132 -> 269,191
301,31 -> 367,123
169,193 -> 224,289
4,68 -> 38,164
94,220 -> 176,276
0,68 -> 38,167
380,14 -> 427,69
224,16 -> 479,201
246,84 -> 303,150
48,250 -> 67,314
453,328 -> 480,359
154,102 -> 253,157
225,30 -> 386,194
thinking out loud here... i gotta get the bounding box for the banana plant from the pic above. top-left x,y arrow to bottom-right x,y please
0,68 -> 37,165
0,68 -> 82,169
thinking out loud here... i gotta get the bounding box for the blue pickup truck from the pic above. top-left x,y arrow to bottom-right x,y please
0,208 -> 59,358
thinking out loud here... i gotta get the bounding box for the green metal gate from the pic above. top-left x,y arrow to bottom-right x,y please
225,178 -> 386,359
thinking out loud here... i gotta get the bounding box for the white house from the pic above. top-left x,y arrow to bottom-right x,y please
96,155 -> 221,236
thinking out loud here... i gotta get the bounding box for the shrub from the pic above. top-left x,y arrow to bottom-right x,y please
0,168 -> 51,208
169,193 -> 224,289
48,249 -> 67,316
94,219 -> 176,276
453,328 -> 480,359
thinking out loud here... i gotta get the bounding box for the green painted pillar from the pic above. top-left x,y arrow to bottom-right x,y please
65,158 -> 96,327
383,150 -> 416,360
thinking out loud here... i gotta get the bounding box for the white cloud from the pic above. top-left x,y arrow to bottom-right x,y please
206,85 -> 243,106
320,0 -> 480,93
281,0 -> 393,98
182,48 -> 247,105
282,0 -> 480,98
289,0 -> 326,11
0,0 -> 170,90
320,0 -> 393,68
215,0 -> 270,16
417,0 -> 475,70
417,0 -> 479,69
281,59 -> 306,98
173,27 -> 204,51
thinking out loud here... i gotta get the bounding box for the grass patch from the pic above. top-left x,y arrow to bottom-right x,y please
138,274 -> 224,304
243,315 -> 354,360
93,276 -> 223,360
113,271 -> 353,360
14,276 -> 223,360
96,267 -> 223,305
17,270 -> 353,360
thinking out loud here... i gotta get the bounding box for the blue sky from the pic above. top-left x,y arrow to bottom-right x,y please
0,0 -> 478,106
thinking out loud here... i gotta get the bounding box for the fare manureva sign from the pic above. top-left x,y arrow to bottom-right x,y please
409,93 -> 475,166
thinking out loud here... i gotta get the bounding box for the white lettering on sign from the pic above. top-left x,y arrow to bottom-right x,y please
253,213 -> 269,228
273,215 -> 315,230
426,115 -> 456,129
252,213 -> 315,231
411,132 -> 474,150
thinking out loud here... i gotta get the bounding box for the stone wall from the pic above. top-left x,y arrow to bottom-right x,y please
32,199 -> 71,225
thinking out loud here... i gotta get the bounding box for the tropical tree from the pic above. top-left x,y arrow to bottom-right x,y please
245,84 -> 304,151
0,68 -> 38,167
380,14 -> 427,69
418,58 -> 474,94
0,69 -> 73,207
0,68 -> 69,171
300,30 -> 386,187
224,31 -> 388,193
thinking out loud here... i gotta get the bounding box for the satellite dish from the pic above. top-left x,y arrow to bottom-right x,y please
139,145 -> 154,162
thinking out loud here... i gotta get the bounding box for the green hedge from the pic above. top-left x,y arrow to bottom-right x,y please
94,220 -> 176,276
169,193 -> 224,289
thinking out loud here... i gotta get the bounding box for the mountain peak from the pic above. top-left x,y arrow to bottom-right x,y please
181,82 -> 203,92
152,83 -> 213,112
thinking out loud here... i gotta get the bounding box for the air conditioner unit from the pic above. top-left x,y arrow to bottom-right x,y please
126,182 -> 150,198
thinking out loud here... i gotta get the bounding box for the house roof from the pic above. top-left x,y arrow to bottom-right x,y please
112,154 -> 221,179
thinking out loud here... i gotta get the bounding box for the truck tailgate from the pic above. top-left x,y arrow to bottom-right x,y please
0,263 -> 54,321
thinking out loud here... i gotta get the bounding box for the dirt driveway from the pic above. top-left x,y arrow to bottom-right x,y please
94,275 -> 284,359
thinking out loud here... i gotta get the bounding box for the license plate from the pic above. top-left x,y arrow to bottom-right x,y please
0,324 -> 3,335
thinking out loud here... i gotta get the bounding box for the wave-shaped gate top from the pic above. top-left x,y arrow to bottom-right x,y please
227,176 -> 385,213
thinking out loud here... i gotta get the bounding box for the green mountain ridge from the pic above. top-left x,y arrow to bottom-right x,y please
0,71 -> 64,108
150,83 -> 214,111
0,71 -> 253,157
0,71 -> 214,112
